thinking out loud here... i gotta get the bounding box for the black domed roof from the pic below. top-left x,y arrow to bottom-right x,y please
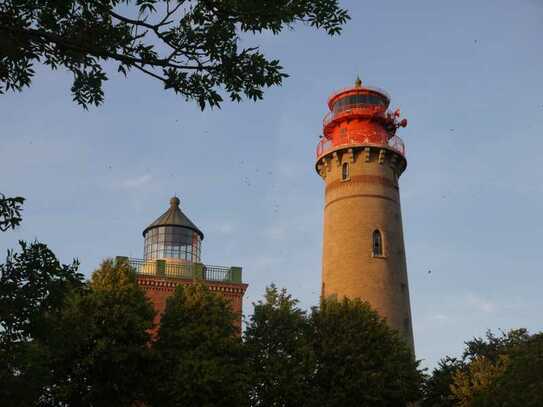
142,197 -> 204,239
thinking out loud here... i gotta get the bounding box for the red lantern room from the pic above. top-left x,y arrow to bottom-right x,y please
316,77 -> 408,159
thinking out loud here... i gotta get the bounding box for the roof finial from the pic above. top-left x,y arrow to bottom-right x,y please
354,76 -> 362,88
170,196 -> 180,207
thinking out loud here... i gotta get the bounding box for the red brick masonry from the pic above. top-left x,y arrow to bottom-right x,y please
137,274 -> 248,333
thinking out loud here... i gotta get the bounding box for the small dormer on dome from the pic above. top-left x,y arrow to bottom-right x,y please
143,197 -> 203,262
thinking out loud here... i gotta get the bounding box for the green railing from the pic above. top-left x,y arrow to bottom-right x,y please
115,257 -> 242,284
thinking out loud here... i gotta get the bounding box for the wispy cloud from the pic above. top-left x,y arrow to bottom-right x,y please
121,174 -> 152,189
466,293 -> 496,313
264,224 -> 288,240
430,313 -> 450,322
215,222 -> 235,235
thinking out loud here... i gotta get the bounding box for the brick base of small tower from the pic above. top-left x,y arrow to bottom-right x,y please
136,275 -> 248,334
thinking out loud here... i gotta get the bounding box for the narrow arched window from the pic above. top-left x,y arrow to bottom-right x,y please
372,230 -> 383,256
341,162 -> 349,180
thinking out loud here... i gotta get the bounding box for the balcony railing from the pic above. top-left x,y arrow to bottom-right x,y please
316,134 -> 405,159
323,104 -> 386,128
115,257 -> 243,284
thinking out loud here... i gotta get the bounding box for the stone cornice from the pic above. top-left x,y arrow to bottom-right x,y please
316,145 -> 406,178
136,275 -> 248,295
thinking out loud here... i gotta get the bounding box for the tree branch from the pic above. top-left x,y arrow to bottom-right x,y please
0,26 -> 215,71
133,64 -> 167,83
108,11 -> 157,30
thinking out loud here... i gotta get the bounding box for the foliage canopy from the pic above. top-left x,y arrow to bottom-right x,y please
43,259 -> 155,405
310,297 -> 422,407
0,240 -> 83,343
245,285 -> 314,407
423,329 -> 543,407
245,286 -> 422,407
0,240 -> 84,405
0,0 -> 350,108
150,283 -> 246,407
0,193 -> 24,231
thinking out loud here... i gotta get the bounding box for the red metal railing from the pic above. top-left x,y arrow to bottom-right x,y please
316,134 -> 405,159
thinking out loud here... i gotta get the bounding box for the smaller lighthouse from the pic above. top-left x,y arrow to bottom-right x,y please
116,197 -> 247,331
316,78 -> 414,352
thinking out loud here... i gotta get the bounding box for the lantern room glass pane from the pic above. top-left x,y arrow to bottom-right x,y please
144,226 -> 201,262
333,93 -> 388,114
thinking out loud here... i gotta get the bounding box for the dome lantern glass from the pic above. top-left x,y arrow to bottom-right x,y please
144,225 -> 201,262
142,197 -> 204,263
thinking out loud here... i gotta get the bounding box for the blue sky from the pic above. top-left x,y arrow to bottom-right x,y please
1,0 -> 542,368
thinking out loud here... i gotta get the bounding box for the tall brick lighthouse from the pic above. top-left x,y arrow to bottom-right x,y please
315,78 -> 415,351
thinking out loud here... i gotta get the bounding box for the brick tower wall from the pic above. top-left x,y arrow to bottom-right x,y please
317,145 -> 415,352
